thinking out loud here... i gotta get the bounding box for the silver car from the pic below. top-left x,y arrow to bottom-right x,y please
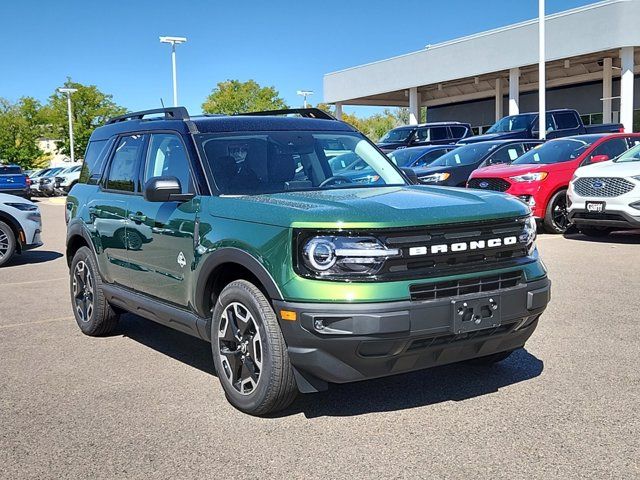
0,193 -> 43,266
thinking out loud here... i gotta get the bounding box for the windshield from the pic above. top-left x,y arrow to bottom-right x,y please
614,143 -> 640,163
0,166 -> 22,175
429,143 -> 497,168
197,131 -> 406,195
388,148 -> 428,167
512,138 -> 592,165
379,127 -> 414,143
486,114 -> 536,134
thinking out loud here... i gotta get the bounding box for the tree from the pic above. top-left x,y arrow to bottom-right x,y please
0,97 -> 48,169
202,79 -> 288,115
43,79 -> 126,160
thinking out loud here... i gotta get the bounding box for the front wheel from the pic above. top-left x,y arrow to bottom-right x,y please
543,190 -> 569,234
211,280 -> 297,415
0,221 -> 17,267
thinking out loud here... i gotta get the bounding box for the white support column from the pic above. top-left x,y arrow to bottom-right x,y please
509,68 -> 520,115
602,57 -> 613,124
334,102 -> 343,120
409,87 -> 420,125
495,78 -> 504,121
620,47 -> 635,132
538,0 -> 546,140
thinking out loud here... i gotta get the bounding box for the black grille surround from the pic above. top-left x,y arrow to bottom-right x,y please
409,270 -> 523,301
293,217 -> 532,282
467,178 -> 511,192
573,177 -> 635,198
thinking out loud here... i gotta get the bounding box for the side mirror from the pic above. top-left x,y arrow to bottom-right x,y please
144,176 -> 194,203
400,167 -> 418,185
590,154 -> 610,163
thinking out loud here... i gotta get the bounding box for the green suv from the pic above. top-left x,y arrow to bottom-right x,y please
65,107 -> 550,415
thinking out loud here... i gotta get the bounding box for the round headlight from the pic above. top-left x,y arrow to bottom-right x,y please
303,238 -> 336,271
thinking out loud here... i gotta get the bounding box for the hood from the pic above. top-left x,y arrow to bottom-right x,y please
472,162 -> 553,179
459,131 -> 525,144
0,193 -> 35,204
207,186 -> 530,229
575,159 -> 640,178
376,142 -> 407,151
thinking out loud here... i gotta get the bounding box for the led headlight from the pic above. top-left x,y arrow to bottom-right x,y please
301,235 -> 400,278
419,172 -> 450,183
518,215 -> 537,255
510,172 -> 548,182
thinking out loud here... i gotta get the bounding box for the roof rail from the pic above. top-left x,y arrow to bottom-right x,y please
106,107 -> 190,124
238,108 -> 336,120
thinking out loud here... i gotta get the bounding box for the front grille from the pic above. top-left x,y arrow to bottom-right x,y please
406,323 -> 516,352
468,178 -> 511,192
376,217 -> 530,280
409,270 -> 523,302
574,177 -> 635,198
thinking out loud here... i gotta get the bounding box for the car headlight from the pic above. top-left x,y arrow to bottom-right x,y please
519,215 -> 537,255
4,202 -> 38,212
299,235 -> 400,279
419,172 -> 450,183
510,172 -> 548,182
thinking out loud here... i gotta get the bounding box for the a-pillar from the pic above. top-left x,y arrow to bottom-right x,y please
620,47 -> 635,132
509,68 -> 520,115
409,87 -> 421,125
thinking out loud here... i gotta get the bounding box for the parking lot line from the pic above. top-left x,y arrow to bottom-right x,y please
0,277 -> 67,287
0,316 -> 72,330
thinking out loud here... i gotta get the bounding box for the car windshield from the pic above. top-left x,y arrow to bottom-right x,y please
512,138 -> 592,165
429,143 -> 497,168
0,166 -> 22,175
379,127 -> 414,143
486,114 -> 536,133
614,143 -> 640,163
388,148 -> 428,167
196,131 -> 407,195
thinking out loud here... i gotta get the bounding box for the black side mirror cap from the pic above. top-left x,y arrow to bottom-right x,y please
144,176 -> 194,203
400,167 -> 419,185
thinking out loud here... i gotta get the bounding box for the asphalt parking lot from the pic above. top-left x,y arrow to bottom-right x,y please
1,199 -> 639,479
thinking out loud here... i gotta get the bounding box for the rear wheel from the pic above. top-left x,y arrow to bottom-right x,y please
0,221 -> 17,267
543,190 -> 569,234
579,226 -> 612,237
211,280 -> 297,415
70,246 -> 119,336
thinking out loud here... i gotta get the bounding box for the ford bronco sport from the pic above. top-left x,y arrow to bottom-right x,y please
65,107 -> 550,415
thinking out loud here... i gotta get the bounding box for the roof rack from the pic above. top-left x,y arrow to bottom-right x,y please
106,107 -> 190,124
238,108 -> 336,120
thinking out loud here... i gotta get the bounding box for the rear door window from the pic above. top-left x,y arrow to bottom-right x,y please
429,127 -> 449,141
449,126 -> 468,139
487,144 -> 525,165
554,112 -> 580,130
105,135 -> 146,192
587,138 -> 629,162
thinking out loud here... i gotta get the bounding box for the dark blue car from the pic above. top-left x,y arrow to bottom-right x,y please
0,164 -> 30,199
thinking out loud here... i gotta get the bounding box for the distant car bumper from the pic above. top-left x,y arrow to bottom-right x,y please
274,276 -> 550,390
568,209 -> 640,228
0,187 -> 30,198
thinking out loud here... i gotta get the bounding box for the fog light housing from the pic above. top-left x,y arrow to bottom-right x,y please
630,201 -> 640,211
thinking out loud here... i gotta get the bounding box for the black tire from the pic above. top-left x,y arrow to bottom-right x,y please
466,349 -> 515,366
69,246 -> 119,336
0,221 -> 17,267
579,226 -> 612,237
543,189 -> 569,234
211,280 -> 297,415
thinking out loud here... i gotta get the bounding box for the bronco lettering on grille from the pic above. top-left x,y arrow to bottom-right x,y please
409,236 -> 518,256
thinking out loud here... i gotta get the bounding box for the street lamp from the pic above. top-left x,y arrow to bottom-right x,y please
159,36 -> 187,107
58,87 -> 78,163
297,90 -> 314,108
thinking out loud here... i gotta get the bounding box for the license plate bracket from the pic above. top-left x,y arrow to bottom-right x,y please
451,295 -> 502,334
586,201 -> 606,213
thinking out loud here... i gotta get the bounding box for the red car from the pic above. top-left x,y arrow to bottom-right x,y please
468,133 -> 640,233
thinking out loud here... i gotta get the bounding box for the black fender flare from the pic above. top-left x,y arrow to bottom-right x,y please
66,221 -> 98,265
194,247 -> 284,317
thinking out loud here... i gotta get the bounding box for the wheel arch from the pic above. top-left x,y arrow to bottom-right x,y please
0,211 -> 24,253
66,222 -> 96,267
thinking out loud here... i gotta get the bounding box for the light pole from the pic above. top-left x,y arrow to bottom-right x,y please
297,90 -> 314,108
159,36 -> 187,106
58,87 -> 78,163
538,0 -> 546,140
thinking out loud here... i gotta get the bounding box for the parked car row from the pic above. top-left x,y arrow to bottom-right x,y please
27,164 -> 81,197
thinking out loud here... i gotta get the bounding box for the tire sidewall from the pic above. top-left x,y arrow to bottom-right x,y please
544,190 -> 568,234
0,221 -> 17,267
211,282 -> 276,413
70,246 -> 99,333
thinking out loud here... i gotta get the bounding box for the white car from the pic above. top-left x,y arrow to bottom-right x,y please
54,165 -> 82,193
568,144 -> 640,236
0,193 -> 43,266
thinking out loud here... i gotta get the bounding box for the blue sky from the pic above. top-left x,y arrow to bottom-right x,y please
1,0 -> 598,117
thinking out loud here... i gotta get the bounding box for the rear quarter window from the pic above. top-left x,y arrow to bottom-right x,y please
78,139 -> 114,185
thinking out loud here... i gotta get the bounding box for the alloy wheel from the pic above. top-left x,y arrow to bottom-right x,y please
217,302 -> 263,395
73,261 -> 95,323
0,229 -> 9,260
551,194 -> 569,232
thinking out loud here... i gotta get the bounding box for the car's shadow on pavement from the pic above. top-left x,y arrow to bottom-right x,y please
117,314 -> 543,418
563,229 -> 640,244
5,250 -> 63,266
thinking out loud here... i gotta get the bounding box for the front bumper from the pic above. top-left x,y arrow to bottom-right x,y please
568,209 -> 640,228
275,276 -> 550,390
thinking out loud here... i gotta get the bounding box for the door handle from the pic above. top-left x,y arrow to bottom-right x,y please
128,212 -> 147,224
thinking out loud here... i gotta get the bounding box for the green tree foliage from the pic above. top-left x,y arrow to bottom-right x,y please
316,104 -> 406,142
202,79 -> 288,115
43,79 -> 126,160
0,97 -> 48,168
